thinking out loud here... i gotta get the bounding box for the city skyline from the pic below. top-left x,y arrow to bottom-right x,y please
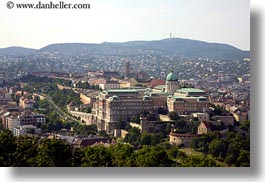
0,0 -> 250,50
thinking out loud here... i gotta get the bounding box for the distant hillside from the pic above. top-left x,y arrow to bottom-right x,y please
1,38 -> 250,59
116,38 -> 250,59
0,46 -> 36,56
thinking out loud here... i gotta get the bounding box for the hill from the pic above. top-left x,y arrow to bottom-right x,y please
0,46 -> 36,56
1,38 -> 250,59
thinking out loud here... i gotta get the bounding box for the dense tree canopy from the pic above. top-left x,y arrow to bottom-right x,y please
33,139 -> 72,167
190,131 -> 250,167
0,130 -> 16,166
178,156 -> 220,167
0,131 -> 231,167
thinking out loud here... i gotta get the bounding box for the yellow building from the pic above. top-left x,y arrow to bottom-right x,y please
119,80 -> 131,88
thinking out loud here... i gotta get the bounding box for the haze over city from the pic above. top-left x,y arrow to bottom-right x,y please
0,0 -> 249,50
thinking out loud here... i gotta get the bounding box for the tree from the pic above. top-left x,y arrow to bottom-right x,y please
73,124 -> 98,137
27,128 -> 35,135
12,136 -> 38,167
81,107 -> 92,113
168,111 -> 179,121
239,120 -> 250,132
190,137 -> 200,149
81,145 -> 112,167
224,142 -> 241,166
191,132 -> 220,152
173,120 -> 187,133
124,127 -> 141,146
34,139 -> 72,167
139,132 -> 163,146
178,156 -> 220,167
167,145 -> 183,159
110,144 -> 135,167
165,123 -> 172,134
78,82 -> 90,89
98,130 -> 109,137
224,132 -> 250,166
72,148 -> 84,167
135,146 -> 175,167
208,138 -> 229,160
151,133 -> 163,146
0,130 -> 16,166
237,150 -> 250,167
140,131 -> 152,145
210,105 -> 230,117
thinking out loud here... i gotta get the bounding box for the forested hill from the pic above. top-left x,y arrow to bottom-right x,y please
0,46 -> 36,56
0,38 -> 250,60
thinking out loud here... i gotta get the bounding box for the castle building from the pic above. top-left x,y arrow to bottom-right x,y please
94,89 -> 154,134
167,87 -> 210,115
89,70 -> 209,134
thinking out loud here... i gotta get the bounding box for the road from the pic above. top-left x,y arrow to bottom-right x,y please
35,93 -> 81,123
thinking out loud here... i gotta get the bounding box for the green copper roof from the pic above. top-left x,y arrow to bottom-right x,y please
105,89 -> 138,93
166,71 -> 178,81
176,88 -> 206,93
110,95 -> 120,100
149,92 -> 169,96
153,85 -> 166,90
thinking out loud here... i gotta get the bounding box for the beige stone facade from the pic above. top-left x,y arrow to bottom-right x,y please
169,132 -> 199,146
94,89 -> 154,134
167,96 -> 209,115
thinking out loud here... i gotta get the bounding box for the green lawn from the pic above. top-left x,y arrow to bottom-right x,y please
179,147 -> 228,167
179,148 -> 206,156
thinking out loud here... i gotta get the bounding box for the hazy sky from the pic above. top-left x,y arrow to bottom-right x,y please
0,0 -> 250,50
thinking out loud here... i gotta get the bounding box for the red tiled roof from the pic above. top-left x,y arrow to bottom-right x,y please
148,80 -> 166,88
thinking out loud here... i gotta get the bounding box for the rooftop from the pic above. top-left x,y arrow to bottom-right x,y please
104,89 -> 138,93
153,85 -> 166,90
177,88 -> 206,93
148,92 -> 170,96
166,71 -> 178,81
170,96 -> 208,102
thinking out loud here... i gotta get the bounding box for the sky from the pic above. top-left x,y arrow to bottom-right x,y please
0,0 -> 250,50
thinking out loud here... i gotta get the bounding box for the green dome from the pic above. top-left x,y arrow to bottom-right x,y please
166,71 -> 178,81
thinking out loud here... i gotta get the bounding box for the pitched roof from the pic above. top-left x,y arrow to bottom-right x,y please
148,80 -> 166,88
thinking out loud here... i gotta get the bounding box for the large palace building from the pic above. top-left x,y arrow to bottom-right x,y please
91,70 -> 210,134
94,89 -> 154,133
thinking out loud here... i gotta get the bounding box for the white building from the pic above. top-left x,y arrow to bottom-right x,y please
192,113 -> 210,122
99,81 -> 120,90
6,116 -> 20,132
13,125 -> 41,136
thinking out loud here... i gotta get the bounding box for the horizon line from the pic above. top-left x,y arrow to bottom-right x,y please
0,37 -> 250,51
